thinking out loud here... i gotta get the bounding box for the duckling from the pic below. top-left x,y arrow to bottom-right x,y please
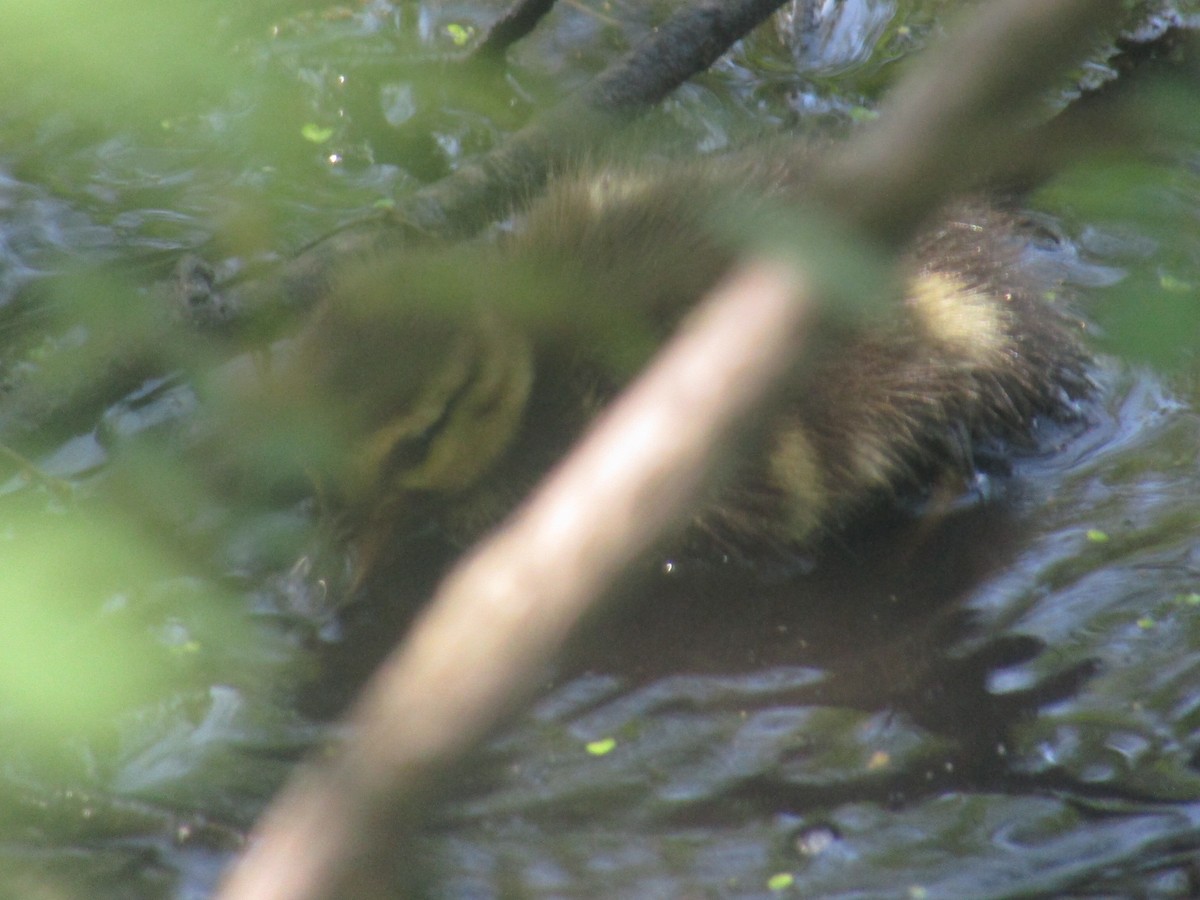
228,146 -> 1093,577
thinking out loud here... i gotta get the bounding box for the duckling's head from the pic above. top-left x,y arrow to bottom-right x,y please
203,251 -> 537,551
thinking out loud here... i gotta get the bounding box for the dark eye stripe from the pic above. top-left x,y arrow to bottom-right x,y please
375,350 -> 482,487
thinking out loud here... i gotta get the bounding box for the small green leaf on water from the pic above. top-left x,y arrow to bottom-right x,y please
1086,529 -> 1109,543
767,872 -> 794,892
586,737 -> 616,756
908,888 -> 929,900
1160,272 -> 1193,293
301,123 -> 335,144
1176,593 -> 1200,606
1137,616 -> 1156,630
445,22 -> 473,46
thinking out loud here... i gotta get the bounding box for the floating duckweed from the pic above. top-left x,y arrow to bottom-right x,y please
1137,616 -> 1156,630
301,123 -> 335,144
1176,593 -> 1200,606
585,737 -> 616,756
1086,529 -> 1110,543
1160,273 -> 1193,293
767,872 -> 794,892
445,23 -> 473,46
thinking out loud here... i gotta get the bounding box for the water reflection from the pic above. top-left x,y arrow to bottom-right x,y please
778,0 -> 898,76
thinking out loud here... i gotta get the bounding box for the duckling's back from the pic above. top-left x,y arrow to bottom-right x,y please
501,154 -> 1093,552
285,147 -> 1093,563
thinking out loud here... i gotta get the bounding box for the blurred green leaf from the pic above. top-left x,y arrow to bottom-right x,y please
0,510 -> 224,738
1037,153 -> 1200,371
2,1 -> 240,121
717,197 -> 895,323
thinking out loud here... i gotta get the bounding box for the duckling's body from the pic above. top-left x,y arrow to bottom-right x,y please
254,147 -> 1092,570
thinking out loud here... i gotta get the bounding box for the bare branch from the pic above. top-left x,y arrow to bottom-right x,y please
470,0 -> 561,65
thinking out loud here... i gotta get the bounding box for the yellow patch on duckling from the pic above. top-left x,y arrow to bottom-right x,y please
584,171 -> 656,214
847,430 -> 901,493
768,426 -> 828,543
909,272 -> 1011,363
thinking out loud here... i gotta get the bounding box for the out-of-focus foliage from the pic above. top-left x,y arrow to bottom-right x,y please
1036,80 -> 1200,370
1,1 -> 240,121
0,503 -> 244,743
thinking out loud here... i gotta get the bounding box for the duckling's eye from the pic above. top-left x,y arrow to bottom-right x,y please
352,322 -> 535,498
374,364 -> 475,484
378,430 -> 436,480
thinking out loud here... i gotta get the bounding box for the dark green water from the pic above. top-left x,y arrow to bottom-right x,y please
0,2 -> 1198,897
